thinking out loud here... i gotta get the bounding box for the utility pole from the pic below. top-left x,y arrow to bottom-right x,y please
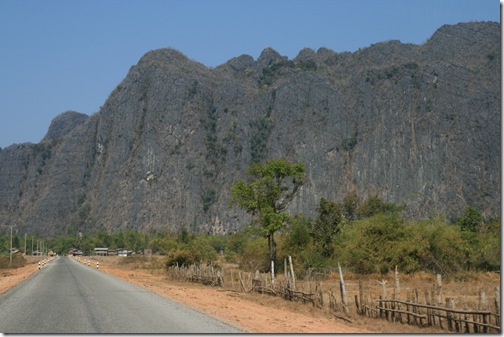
9,225 -> 13,266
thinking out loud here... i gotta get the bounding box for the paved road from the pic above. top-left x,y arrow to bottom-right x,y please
0,256 -> 242,333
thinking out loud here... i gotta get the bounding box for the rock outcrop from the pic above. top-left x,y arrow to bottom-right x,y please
0,21 -> 499,236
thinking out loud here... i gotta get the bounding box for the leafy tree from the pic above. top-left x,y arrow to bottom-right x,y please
335,213 -> 409,274
285,215 -> 312,252
230,158 -> 305,275
456,206 -> 483,233
112,231 -> 125,248
356,194 -> 398,218
164,233 -> 217,268
342,191 -> 359,220
178,227 -> 193,244
409,217 -> 471,274
311,198 -> 343,257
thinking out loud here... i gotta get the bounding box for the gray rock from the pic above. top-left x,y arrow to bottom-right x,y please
0,21 -> 499,236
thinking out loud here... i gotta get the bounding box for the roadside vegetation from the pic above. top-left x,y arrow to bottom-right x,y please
0,159 -> 499,277
1,195 -> 498,275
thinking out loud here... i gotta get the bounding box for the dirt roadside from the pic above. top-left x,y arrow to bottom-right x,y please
98,261 -> 372,333
0,262 -> 39,295
1,257 -> 458,333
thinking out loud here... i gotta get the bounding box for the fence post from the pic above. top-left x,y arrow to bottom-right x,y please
395,265 -> 400,299
358,280 -> 364,315
338,263 -> 348,314
238,272 -> 246,292
424,289 -> 432,326
377,279 -> 388,299
414,289 -> 420,326
446,297 -> 454,331
288,256 -> 296,290
463,303 -> 470,333
479,288 -> 487,310
494,287 -> 500,328
271,261 -> 275,283
436,274 -> 444,329
436,274 -> 442,305
379,296 -> 384,319
284,258 -> 288,282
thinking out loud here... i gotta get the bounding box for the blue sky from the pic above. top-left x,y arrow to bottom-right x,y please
0,0 -> 500,148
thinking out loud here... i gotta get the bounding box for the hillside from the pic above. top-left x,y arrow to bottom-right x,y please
0,21 -> 500,236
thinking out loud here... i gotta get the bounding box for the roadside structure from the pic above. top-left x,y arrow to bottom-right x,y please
94,248 -> 109,256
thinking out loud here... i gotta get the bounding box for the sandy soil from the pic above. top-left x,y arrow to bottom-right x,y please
98,263 -> 370,333
0,263 -> 38,295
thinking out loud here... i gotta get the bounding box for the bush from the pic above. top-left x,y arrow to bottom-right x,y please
239,237 -> 269,272
284,215 -> 312,252
335,213 -> 409,274
356,194 -> 399,218
165,249 -> 197,268
398,217 -> 471,274
0,254 -> 26,269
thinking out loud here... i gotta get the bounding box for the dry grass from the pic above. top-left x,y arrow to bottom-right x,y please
0,254 -> 26,269
98,255 -> 500,333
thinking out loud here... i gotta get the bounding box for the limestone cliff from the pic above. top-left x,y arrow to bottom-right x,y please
0,21 -> 499,235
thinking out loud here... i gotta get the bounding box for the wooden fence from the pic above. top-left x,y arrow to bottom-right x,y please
168,263 -> 224,287
359,296 -> 500,333
357,273 -> 501,333
167,261 -> 500,333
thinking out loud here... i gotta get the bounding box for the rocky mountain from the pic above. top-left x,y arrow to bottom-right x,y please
0,21 -> 500,236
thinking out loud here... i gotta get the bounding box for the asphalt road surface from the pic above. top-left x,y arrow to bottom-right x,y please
0,256 -> 243,333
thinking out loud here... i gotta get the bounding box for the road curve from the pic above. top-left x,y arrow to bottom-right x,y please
0,256 -> 243,333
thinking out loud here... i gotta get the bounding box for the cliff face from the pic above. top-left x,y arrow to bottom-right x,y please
0,21 -> 500,236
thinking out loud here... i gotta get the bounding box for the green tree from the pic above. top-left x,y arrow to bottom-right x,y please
285,215 -> 312,252
409,217 -> 471,274
335,213 -> 409,274
230,158 -> 305,275
356,194 -> 398,218
456,206 -> 483,233
311,198 -> 343,257
342,191 -> 359,220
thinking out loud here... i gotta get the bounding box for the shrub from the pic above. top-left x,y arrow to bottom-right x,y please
0,254 -> 26,269
165,249 -> 196,267
296,59 -> 317,71
239,237 -> 269,272
285,215 -> 312,252
356,194 -> 399,218
311,198 -> 343,257
411,218 -> 471,274
334,213 -> 408,274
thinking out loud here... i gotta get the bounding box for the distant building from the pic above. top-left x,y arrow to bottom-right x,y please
67,248 -> 83,256
94,248 -> 109,256
117,249 -> 132,257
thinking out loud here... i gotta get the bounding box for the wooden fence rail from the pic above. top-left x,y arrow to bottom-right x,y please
167,261 -> 500,333
167,263 -> 224,287
363,298 -> 501,333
